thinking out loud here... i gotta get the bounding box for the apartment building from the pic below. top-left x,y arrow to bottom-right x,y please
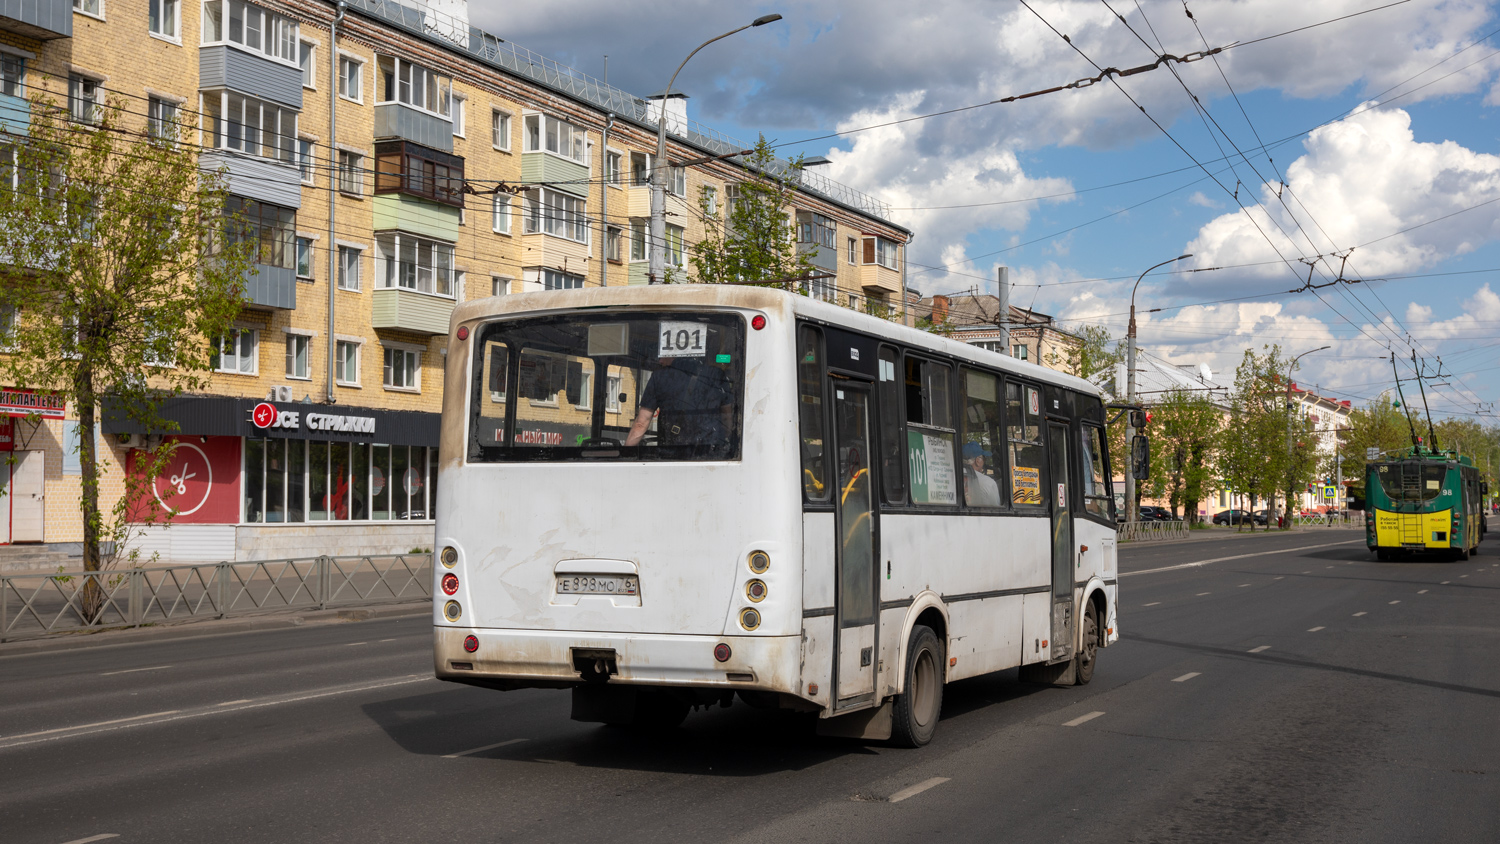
916,294 -> 1083,373
0,0 -> 911,560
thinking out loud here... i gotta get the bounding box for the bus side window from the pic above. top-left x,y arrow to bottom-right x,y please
798,325 -> 829,502
905,356 -> 958,506
960,368 -> 1003,509
878,346 -> 907,504
1081,424 -> 1112,520
1006,380 -> 1047,509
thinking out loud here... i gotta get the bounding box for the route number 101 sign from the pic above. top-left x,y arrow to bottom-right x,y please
659,322 -> 706,357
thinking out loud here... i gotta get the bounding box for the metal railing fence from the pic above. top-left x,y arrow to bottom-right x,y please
1116,521 -> 1191,542
1292,514 -> 1363,528
0,554 -> 432,643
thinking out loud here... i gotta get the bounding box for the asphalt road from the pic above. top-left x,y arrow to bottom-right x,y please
2,528 -> 1497,844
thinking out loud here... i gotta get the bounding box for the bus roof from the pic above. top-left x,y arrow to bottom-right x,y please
450,285 -> 1107,399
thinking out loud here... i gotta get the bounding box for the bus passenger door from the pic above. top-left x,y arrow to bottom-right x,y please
1048,422 -> 1075,662
832,381 -> 879,707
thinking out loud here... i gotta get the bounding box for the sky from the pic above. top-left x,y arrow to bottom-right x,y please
466,0 -> 1500,422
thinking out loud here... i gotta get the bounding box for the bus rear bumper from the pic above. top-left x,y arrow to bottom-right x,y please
434,627 -> 802,694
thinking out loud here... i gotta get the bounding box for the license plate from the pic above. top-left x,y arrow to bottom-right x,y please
556,574 -> 638,596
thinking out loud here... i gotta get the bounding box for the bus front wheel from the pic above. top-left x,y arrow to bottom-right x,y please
1075,604 -> 1099,686
891,625 -> 944,748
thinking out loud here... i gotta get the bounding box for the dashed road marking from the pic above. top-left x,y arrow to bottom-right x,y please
443,738 -> 528,759
1308,626 -> 1325,632
1389,600 -> 1401,605
4,711 -> 180,742
1418,589 -> 1429,594
1248,645 -> 1271,653
1143,602 -> 1161,607
100,665 -> 171,677
216,699 -> 251,707
1171,672 -> 1201,682
887,777 -> 951,803
1353,611 -> 1368,617
1121,540 -> 1363,577
58,835 -> 120,844
346,642 -> 368,646
1302,571 -> 1312,574
1238,583 -> 1251,588
1442,581 -> 1451,585
1063,711 -> 1106,727
1196,592 -> 1211,596
1459,575 -> 1469,579
1273,576 -> 1284,580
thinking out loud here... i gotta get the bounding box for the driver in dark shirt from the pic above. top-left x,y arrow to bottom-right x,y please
623,354 -> 734,449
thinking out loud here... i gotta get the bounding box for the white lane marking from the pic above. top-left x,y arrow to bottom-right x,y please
1308,626 -> 1325,632
1273,576 -> 1284,580
346,641 -> 368,646
1389,600 -> 1401,605
1302,571 -> 1312,574
1353,611 -> 1368,617
1171,672 -> 1201,682
1196,592 -> 1211,596
0,676 -> 430,751
887,777 -> 951,803
1459,575 -> 1468,579
1143,602 -> 1161,607
1238,583 -> 1251,588
1418,589 -> 1429,594
58,835 -> 120,844
443,738 -> 528,759
1326,566 -> 1335,569
4,711 -> 180,741
99,665 -> 171,677
216,699 -> 251,706
1063,711 -> 1106,727
1248,645 -> 1271,653
1442,581 -> 1451,585
378,638 -> 396,643
1122,540 -> 1363,577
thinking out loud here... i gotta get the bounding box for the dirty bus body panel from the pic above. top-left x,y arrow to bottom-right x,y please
434,286 -> 1119,743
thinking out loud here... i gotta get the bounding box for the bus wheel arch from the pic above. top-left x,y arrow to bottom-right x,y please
892,593 -> 947,697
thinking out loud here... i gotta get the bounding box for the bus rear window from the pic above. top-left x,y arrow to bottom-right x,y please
1375,462 -> 1449,502
469,312 -> 745,462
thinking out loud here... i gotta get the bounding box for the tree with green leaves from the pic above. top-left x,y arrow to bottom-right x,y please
1218,345 -> 1304,530
1140,388 -> 1222,523
1336,393 -> 1417,505
1046,323 -> 1122,381
0,92 -> 253,586
689,137 -> 819,290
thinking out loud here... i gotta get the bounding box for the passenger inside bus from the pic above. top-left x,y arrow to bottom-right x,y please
623,353 -> 734,450
963,442 -> 1002,507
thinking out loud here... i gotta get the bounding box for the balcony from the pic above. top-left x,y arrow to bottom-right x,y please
372,193 -> 459,241
624,185 -> 650,217
374,102 -> 453,153
521,151 -> 589,199
374,140 -> 464,209
797,243 -> 837,274
200,45 -> 302,110
0,0 -> 70,39
0,93 -> 29,137
860,263 -> 901,295
201,150 -> 302,209
244,263 -> 296,310
372,287 -> 454,336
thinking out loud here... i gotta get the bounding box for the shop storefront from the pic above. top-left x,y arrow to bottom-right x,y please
1,389 -> 69,547
104,396 -> 441,562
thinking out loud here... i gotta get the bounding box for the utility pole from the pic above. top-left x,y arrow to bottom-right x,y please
996,266 -> 1010,355
1125,254 -> 1192,525
648,15 -> 783,285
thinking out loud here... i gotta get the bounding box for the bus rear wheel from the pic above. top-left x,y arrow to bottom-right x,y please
1075,603 -> 1099,686
891,625 -> 944,748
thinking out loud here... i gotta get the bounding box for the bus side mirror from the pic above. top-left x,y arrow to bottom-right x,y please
1131,435 -> 1150,480
1129,409 -> 1147,428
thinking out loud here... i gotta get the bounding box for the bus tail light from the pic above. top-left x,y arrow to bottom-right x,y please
714,643 -> 732,662
751,315 -> 766,330
463,635 -> 479,653
739,608 -> 761,631
748,551 -> 769,573
441,546 -> 459,568
746,580 -> 767,602
442,573 -> 459,595
443,601 -> 462,622
456,325 -> 470,340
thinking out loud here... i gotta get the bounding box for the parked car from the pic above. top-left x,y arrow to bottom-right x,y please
1140,506 -> 1179,521
1252,509 -> 1273,526
1213,509 -> 1255,525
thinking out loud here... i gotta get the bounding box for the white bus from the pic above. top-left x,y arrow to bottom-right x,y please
433,285 -> 1119,746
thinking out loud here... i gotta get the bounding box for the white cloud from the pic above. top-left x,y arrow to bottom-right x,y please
1188,191 -> 1220,209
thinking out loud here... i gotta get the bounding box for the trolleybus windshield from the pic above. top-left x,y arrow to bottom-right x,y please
468,311 -> 746,462
1375,462 -> 1448,502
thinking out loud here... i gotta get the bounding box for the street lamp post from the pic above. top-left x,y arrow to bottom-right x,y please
648,14 -> 783,285
1124,254 -> 1192,526
1284,345 -> 1330,528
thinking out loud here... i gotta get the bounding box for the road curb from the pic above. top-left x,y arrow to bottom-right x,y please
0,602 -> 431,657
1120,526 -> 1363,547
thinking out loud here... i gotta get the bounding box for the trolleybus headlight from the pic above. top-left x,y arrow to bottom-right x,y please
739,608 -> 761,631
748,550 -> 770,574
713,643 -> 732,662
463,634 -> 479,653
746,579 -> 767,602
751,315 -> 767,330
441,546 -> 459,568
443,600 -> 462,622
442,573 -> 460,595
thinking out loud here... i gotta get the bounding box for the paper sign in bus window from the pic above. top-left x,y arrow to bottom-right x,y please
1012,465 -> 1041,505
1027,387 -> 1040,416
907,429 -> 957,505
659,322 -> 707,357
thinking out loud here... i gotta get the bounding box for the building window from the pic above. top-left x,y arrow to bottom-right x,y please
703,186 -> 717,216
73,0 -> 102,17
335,340 -> 360,385
297,138 -> 315,183
522,188 -> 589,244
606,226 -> 621,262
372,140 -> 464,208
376,233 -> 455,297
452,95 -> 465,137
337,245 -> 361,291
147,96 -> 180,140
605,150 -> 621,185
150,0 -> 179,38
1012,344 -> 1028,361
491,109 -> 511,150
202,90 -> 297,163
244,440 -> 438,524
630,151 -> 652,186
798,212 -> 837,248
69,75 -> 100,125
336,149 -> 363,194
383,347 -> 419,390
285,334 -> 310,379
0,55 -> 23,98
211,328 -> 258,374
847,236 -> 857,265
295,236 -> 313,279
665,224 -> 684,267
521,113 -> 586,164
605,374 -> 621,413
492,276 -> 510,296
630,221 -> 646,261
338,55 -> 362,101
492,194 -> 511,234
670,166 -> 686,197
863,236 -> 900,270
201,0 -> 298,65
224,196 -> 296,270
377,55 -> 451,118
0,304 -> 17,347
298,40 -> 315,87
529,268 -> 584,291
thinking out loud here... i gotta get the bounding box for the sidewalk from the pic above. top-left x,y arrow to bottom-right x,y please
1125,524 -> 1363,547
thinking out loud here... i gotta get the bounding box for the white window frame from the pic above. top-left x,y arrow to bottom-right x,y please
202,89 -> 298,163
285,333 -> 310,380
294,235 -> 314,279
376,54 -> 451,119
665,223 -> 684,267
68,73 -> 102,125
200,0 -> 299,67
149,0 -> 181,41
670,166 -> 686,198
298,39 -> 316,89
337,53 -> 363,103
605,374 -> 622,413
605,149 -> 622,187
147,95 -> 181,140
334,336 -> 362,386
297,137 -> 315,184
491,275 -> 511,296
630,221 -> 646,262
703,185 -> 717,216
452,93 -> 466,137
491,109 -> 512,151
847,236 -> 857,265
1012,344 -> 1029,361
521,113 -> 587,165
606,226 -> 621,262
336,148 -> 363,195
212,327 -> 258,375
336,243 -> 362,291
491,193 -> 511,235
382,343 -> 422,392
521,188 -> 589,245
73,0 -> 104,21
376,233 -> 456,298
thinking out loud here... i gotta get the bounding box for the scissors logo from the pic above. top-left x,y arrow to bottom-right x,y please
151,442 -> 214,517
169,467 -> 198,496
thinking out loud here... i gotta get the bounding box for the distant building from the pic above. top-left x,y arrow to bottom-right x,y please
914,294 -> 1083,374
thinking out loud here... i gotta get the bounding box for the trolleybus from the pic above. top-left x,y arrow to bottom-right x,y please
433,286 -> 1120,745
1366,448 -> 1485,560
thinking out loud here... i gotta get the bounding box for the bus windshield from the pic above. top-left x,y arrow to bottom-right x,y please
1375,462 -> 1447,502
468,311 -> 745,462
